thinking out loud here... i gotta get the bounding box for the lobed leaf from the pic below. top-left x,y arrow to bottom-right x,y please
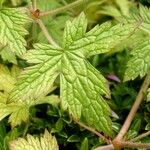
0,64 -> 59,127
0,8 -> 29,56
69,22 -> 135,57
9,12 -> 135,135
9,130 -> 59,150
60,50 -> 111,135
126,5 -> 150,34
9,44 -> 62,102
63,12 -> 87,48
124,39 -> 150,81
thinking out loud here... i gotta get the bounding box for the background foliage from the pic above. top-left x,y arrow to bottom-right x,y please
0,0 -> 150,149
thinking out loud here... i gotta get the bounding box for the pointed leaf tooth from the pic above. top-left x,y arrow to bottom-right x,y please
9,130 -> 59,150
63,12 -> 87,48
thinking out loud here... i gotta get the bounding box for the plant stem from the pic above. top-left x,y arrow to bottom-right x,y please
95,141 -> 150,150
32,0 -> 37,10
11,0 -> 17,6
114,72 -> 150,141
94,144 -> 114,150
130,131 -> 150,142
121,141 -> 150,149
75,120 -> 110,144
40,0 -> 84,17
36,19 -> 59,47
27,0 -> 33,10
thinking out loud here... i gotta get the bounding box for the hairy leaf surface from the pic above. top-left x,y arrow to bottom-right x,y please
10,13 -> 134,135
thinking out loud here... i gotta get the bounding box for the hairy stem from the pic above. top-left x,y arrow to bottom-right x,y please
130,131 -> 150,142
75,120 -> 110,144
40,0 -> 84,17
114,72 -> 150,141
36,19 -> 59,47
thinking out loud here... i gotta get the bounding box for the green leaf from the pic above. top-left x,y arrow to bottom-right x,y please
0,8 -> 29,56
8,103 -> 29,128
125,116 -> 142,140
9,12 -> 134,136
67,135 -> 80,142
4,128 -> 21,150
34,95 -> 60,106
11,0 -> 23,6
0,64 -> 59,127
55,118 -> 63,132
127,5 -> 150,34
9,44 -> 62,102
70,22 -> 135,57
0,64 -> 17,93
0,98 -> 29,128
9,130 -> 59,150
145,122 -> 150,130
63,12 -> 87,48
0,94 -> 59,127
0,0 -> 5,7
0,103 -> 12,121
115,0 -> 129,16
0,45 -> 17,64
80,138 -> 88,150
124,39 -> 150,81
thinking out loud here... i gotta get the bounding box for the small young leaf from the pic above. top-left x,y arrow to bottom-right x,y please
145,122 -> 150,130
80,138 -> 88,150
9,130 -> 59,150
55,118 -> 63,132
67,135 -> 80,142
